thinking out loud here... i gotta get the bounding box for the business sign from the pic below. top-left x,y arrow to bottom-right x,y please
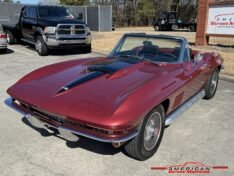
207,5 -> 234,35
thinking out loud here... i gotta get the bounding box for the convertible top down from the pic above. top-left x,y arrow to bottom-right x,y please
7,33 -> 223,160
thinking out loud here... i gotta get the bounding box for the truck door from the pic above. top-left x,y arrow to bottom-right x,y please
21,6 -> 37,41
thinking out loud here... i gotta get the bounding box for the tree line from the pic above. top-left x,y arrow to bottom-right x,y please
1,0 -> 198,27
60,0 -> 198,27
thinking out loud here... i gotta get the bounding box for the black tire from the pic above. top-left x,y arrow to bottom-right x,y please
0,48 -> 7,54
5,30 -> 16,45
188,25 -> 195,32
83,44 -> 91,53
124,105 -> 165,161
204,68 -> 219,100
172,24 -> 179,31
35,35 -> 48,56
3,48 -> 7,53
154,25 -> 160,31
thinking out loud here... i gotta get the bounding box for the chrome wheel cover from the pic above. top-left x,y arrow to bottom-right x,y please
143,112 -> 162,151
210,71 -> 218,94
36,40 -> 42,53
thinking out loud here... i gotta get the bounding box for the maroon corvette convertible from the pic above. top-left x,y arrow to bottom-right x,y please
7,34 -> 223,160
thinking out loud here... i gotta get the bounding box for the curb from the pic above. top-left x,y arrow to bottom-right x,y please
219,74 -> 234,83
93,49 -> 108,56
93,49 -> 234,83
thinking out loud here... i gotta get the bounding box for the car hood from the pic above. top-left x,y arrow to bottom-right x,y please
8,57 -> 179,126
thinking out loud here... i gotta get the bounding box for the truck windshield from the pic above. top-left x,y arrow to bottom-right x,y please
38,6 -> 74,19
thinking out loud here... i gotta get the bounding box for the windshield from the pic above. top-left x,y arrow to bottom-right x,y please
38,6 -> 74,19
110,36 -> 182,63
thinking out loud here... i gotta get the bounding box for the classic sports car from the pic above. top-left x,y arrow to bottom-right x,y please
7,33 -> 223,160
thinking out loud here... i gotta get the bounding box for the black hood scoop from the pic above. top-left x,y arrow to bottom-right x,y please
56,59 -> 136,94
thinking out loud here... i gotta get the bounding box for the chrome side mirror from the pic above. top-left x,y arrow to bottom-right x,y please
194,53 -> 204,62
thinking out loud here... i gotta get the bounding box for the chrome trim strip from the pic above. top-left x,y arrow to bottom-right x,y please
165,89 -> 205,126
25,114 -> 139,143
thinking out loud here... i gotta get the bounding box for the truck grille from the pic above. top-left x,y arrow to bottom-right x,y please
57,24 -> 86,35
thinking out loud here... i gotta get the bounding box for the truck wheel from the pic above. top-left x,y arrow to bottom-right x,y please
124,105 -> 165,161
172,24 -> 179,31
83,44 -> 91,53
204,68 -> 219,100
36,36 -> 48,56
6,30 -> 16,45
3,48 -> 7,53
188,25 -> 195,32
154,25 -> 160,31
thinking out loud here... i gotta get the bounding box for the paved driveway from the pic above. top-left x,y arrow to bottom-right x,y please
0,45 -> 233,176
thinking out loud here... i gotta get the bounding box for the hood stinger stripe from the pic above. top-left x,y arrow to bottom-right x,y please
56,71 -> 104,94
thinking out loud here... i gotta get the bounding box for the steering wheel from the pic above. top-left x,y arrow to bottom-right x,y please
160,53 -> 177,59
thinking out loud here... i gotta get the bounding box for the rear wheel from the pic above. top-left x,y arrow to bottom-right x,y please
204,68 -> 219,100
124,105 -> 165,161
36,36 -> 48,56
6,30 -> 16,45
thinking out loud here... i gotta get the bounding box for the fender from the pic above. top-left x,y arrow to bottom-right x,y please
34,27 -> 46,41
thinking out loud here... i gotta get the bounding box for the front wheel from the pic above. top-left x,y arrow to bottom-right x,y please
83,44 -> 92,53
172,24 -> 179,31
188,25 -> 196,32
36,36 -> 48,56
154,25 -> 160,31
124,105 -> 165,161
204,68 -> 219,100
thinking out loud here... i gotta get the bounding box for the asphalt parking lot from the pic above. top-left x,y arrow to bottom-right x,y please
0,45 -> 234,176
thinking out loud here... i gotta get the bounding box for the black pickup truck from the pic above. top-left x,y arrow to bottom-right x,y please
2,5 -> 92,56
153,11 -> 197,32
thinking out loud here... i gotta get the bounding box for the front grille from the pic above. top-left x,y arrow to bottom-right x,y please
14,100 -> 119,135
57,24 -> 86,35
30,107 -> 65,126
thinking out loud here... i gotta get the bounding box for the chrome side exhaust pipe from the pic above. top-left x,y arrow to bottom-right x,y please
165,89 -> 205,126
112,142 -> 126,148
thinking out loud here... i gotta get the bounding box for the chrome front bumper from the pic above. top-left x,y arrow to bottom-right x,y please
25,113 -> 139,143
0,45 -> 7,49
44,34 -> 92,47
